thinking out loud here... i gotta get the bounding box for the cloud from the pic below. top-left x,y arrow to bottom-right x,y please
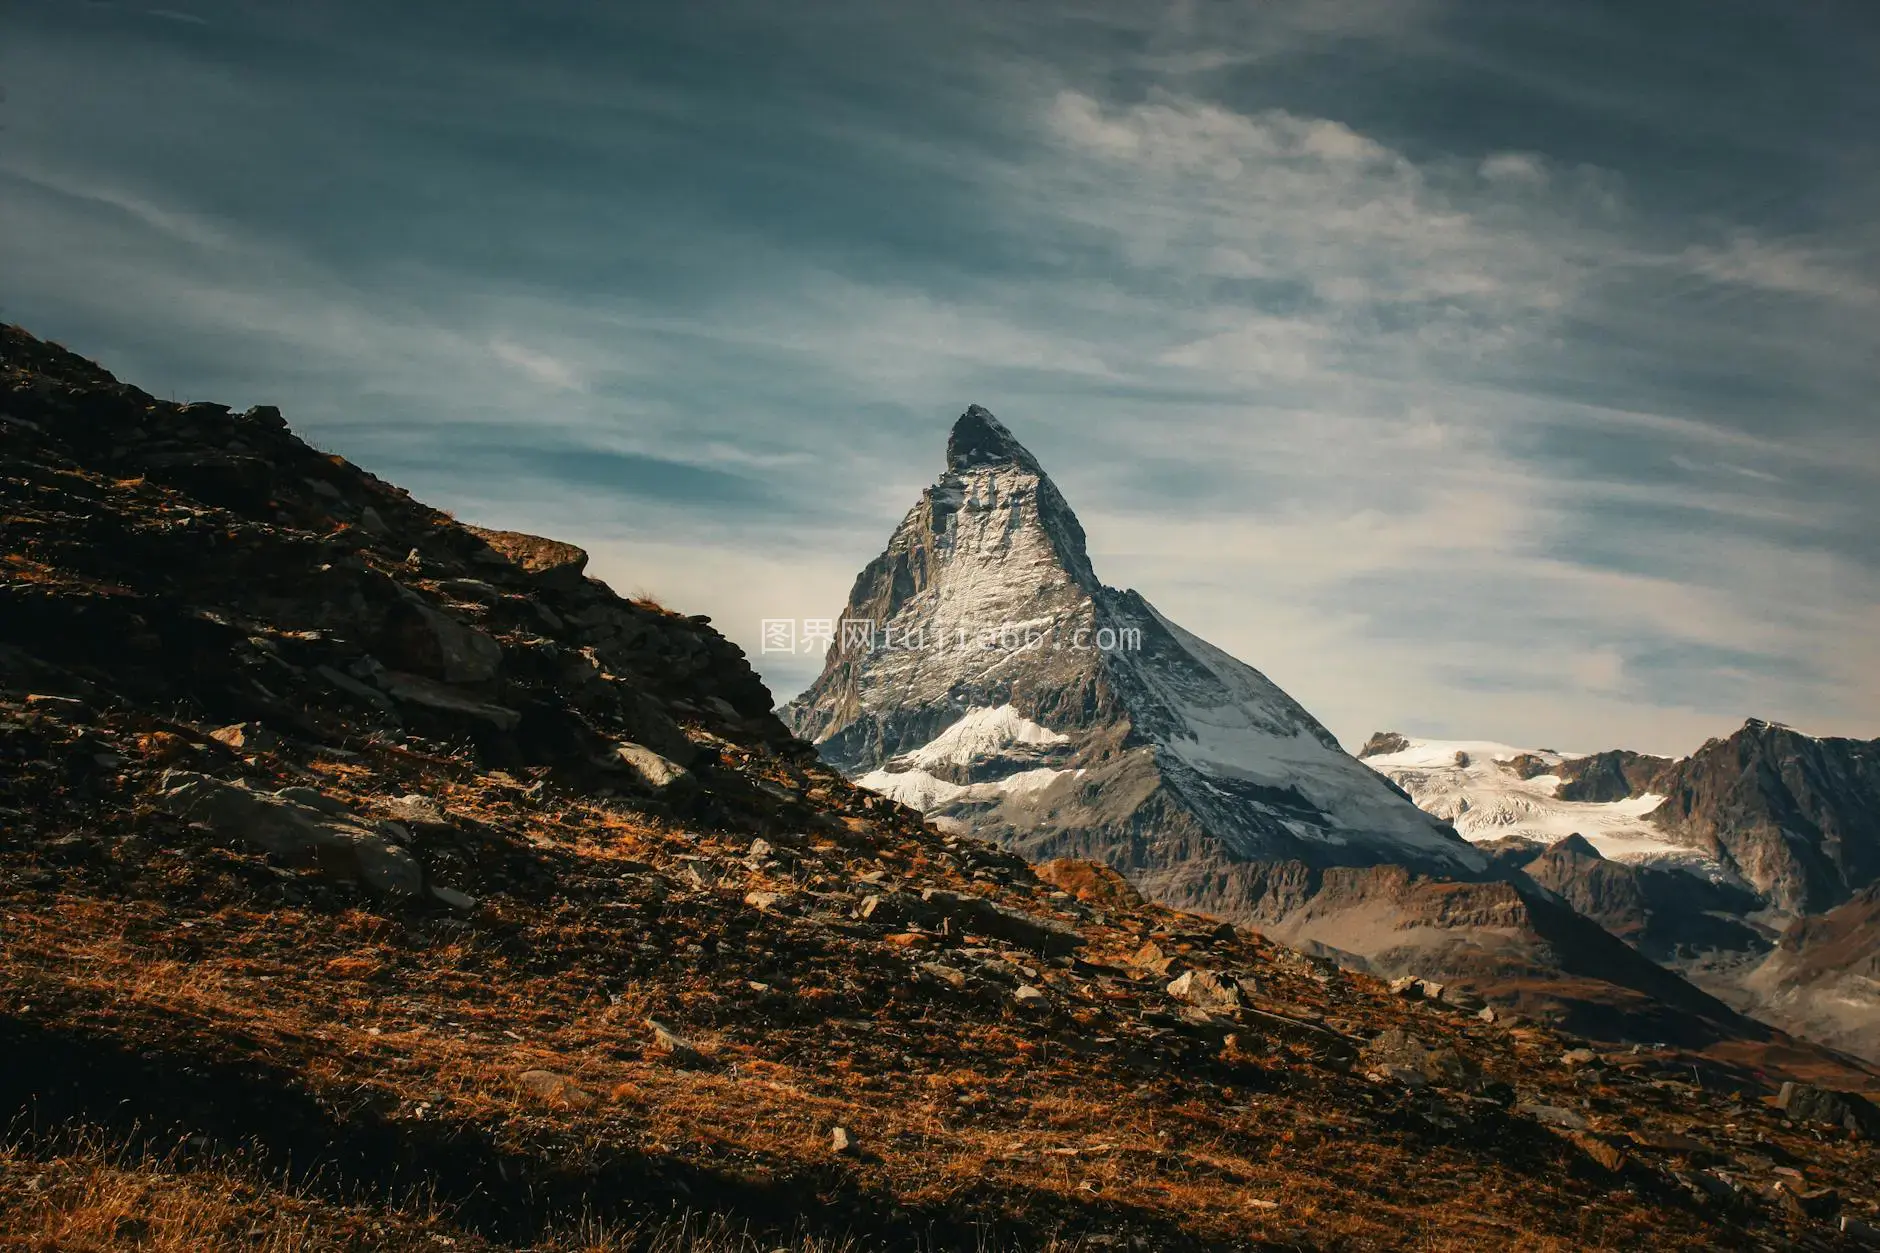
489,337 -> 586,391
1682,234 -> 1880,306
1,0 -> 1874,755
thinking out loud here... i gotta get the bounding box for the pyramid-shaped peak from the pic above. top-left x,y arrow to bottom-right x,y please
1548,833 -> 1604,861
947,405 -> 1044,475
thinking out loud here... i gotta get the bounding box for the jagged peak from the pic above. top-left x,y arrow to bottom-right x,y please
947,405 -> 1044,476
1547,833 -> 1604,860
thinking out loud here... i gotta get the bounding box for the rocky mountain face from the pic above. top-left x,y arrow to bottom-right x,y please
1367,723 -> 1880,919
14,329 -> 1880,1248
1517,835 -> 1769,964
1737,886 -> 1880,1065
785,407 -> 1483,923
1651,720 -> 1880,916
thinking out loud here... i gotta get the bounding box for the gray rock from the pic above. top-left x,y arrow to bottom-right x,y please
1013,983 -> 1048,1007
918,962 -> 969,990
437,577 -> 501,604
383,794 -> 450,829
1517,1103 -> 1589,1131
1166,968 -> 1243,1012
395,597 -> 503,684
157,771 -> 424,895
429,884 -> 477,911
378,671 -> 520,730
1777,1081 -> 1880,1134
516,1069 -> 593,1108
645,1018 -> 709,1068
615,743 -> 698,800
830,1126 -> 854,1155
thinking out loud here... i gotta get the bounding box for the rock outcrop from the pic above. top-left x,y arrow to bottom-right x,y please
1648,719 -> 1880,915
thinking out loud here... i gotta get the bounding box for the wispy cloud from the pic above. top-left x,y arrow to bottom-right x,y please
1,0 -> 1874,754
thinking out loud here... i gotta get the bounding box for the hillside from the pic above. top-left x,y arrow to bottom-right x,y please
3,325 -> 1880,1251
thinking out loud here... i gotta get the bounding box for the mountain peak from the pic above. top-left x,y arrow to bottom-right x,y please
1547,832 -> 1604,861
947,405 -> 1043,475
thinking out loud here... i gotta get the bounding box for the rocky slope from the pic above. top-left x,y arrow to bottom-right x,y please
7,327 -> 1880,1251
785,407 -> 1483,921
1737,886 -> 1880,1065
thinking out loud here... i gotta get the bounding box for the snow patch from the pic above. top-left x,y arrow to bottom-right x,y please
901,704 -> 1068,770
857,762 -> 1079,811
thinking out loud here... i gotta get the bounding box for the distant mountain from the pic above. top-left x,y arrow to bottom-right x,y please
1363,726 -> 1880,1058
1362,724 -> 1880,917
1358,736 -> 1694,866
784,406 -> 1481,920
1652,719 -> 1880,915
785,409 -> 1793,1045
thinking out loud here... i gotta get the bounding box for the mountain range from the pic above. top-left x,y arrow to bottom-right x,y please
1365,728 -> 1880,1061
792,407 -> 1880,1061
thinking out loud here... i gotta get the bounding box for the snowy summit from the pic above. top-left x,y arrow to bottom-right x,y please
785,406 -> 1482,921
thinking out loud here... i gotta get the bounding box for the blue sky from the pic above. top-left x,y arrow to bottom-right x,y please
3,0 -> 1876,754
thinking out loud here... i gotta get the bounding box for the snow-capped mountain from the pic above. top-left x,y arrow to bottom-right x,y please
1361,723 -> 1880,917
1356,735 -> 1703,867
784,406 -> 1481,920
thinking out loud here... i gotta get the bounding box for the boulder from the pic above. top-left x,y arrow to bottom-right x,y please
464,525 -> 590,592
1777,1082 -> 1880,1135
516,1069 -> 593,1109
919,888 -> 1081,956
378,671 -> 520,730
614,742 -> 698,800
1166,968 -> 1243,1012
1360,1028 -> 1472,1087
157,771 -> 424,895
1035,858 -> 1144,908
382,595 -> 503,684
